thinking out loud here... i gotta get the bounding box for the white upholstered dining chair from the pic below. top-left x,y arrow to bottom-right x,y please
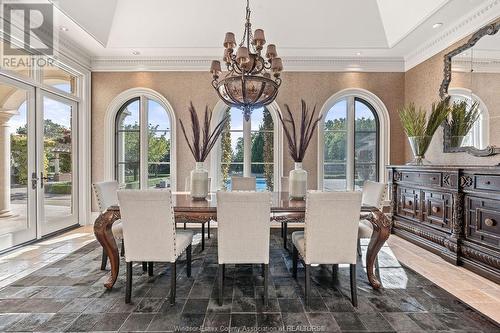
117,189 -> 193,304
182,176 -> 213,235
277,176 -> 303,244
358,181 -> 386,268
231,176 -> 256,191
216,191 -> 271,306
93,181 -> 124,270
292,191 -> 362,307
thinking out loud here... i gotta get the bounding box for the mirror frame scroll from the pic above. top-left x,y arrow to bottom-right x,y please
440,21 -> 500,157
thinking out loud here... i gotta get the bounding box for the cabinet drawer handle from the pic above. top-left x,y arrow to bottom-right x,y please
485,181 -> 491,185
432,206 -> 440,213
431,177 -> 436,181
484,218 -> 496,227
407,200 -> 413,206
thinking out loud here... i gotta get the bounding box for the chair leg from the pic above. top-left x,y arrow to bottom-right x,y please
292,245 -> 298,279
350,264 -> 357,307
186,245 -> 192,278
142,262 -> 147,272
125,261 -> 132,304
375,254 -> 380,280
357,238 -> 362,257
305,264 -> 311,307
222,264 -> 225,281
281,222 -> 284,238
261,263 -> 265,277
207,220 -> 210,239
183,222 -> 186,230
332,264 -> 338,281
101,249 -> 108,270
120,239 -> 125,257
283,223 -> 288,249
201,222 -> 205,251
263,264 -> 269,307
148,262 -> 153,276
170,261 -> 177,305
218,264 -> 224,306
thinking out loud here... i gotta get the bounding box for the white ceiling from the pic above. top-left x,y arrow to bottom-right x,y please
41,0 -> 500,70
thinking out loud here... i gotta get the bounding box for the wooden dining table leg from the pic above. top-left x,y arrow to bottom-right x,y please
94,208 -> 121,289
365,209 -> 392,289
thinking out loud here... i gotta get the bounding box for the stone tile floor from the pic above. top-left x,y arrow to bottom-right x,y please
0,229 -> 499,332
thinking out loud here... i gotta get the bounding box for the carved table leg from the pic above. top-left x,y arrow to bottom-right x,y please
366,209 -> 392,289
94,209 -> 121,289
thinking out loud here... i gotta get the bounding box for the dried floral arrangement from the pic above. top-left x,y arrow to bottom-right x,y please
278,100 -> 322,162
179,102 -> 230,162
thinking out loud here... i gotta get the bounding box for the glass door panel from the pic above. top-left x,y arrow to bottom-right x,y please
0,76 -> 36,251
38,94 -> 78,236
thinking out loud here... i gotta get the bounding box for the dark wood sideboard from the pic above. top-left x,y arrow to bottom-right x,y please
388,165 -> 500,283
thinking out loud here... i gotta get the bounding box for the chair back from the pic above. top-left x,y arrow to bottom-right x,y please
304,191 -> 362,264
117,189 -> 176,262
231,176 -> 256,191
281,176 -> 289,192
93,181 -> 119,213
362,181 -> 386,208
217,191 -> 271,264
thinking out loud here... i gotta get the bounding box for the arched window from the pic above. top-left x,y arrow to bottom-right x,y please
448,88 -> 489,150
210,103 -> 282,192
318,89 -> 389,191
115,96 -> 173,189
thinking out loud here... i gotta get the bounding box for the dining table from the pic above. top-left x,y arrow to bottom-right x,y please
94,192 -> 392,290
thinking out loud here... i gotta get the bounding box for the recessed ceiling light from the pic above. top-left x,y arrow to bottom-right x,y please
432,23 -> 443,29
132,50 -> 140,55
356,52 -> 362,56
60,26 -> 69,32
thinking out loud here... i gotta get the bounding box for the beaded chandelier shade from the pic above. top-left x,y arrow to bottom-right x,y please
210,0 -> 283,120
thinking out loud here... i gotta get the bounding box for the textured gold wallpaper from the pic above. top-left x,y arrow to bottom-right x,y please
91,71 -> 406,200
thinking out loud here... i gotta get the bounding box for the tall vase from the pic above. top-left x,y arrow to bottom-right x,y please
289,162 -> 307,200
190,162 -> 208,200
407,136 -> 432,166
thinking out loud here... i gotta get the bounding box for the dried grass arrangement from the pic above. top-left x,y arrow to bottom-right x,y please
179,102 -> 229,162
446,100 -> 480,139
278,100 -> 322,162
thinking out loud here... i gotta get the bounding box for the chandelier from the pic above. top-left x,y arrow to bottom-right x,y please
210,0 -> 283,121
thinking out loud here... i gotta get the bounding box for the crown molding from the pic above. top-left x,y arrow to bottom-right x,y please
405,0 -> 500,71
91,56 -> 405,72
452,58 -> 500,73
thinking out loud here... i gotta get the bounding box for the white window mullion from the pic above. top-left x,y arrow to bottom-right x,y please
140,96 -> 149,189
243,117 -> 251,177
346,96 -> 355,191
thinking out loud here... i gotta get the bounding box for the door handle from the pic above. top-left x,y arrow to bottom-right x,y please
40,172 -> 49,188
31,172 -> 38,189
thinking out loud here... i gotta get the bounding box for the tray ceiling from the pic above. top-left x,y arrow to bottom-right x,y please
32,0 -> 500,70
